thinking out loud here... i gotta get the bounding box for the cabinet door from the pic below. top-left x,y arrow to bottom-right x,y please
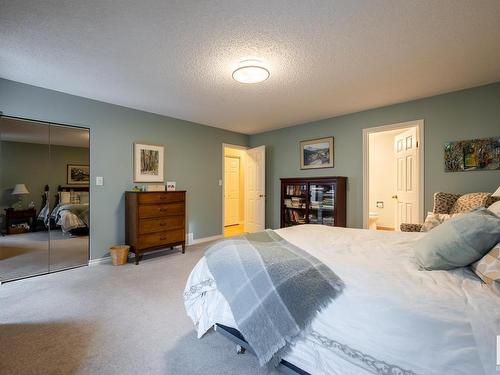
309,182 -> 336,226
0,117 -> 50,281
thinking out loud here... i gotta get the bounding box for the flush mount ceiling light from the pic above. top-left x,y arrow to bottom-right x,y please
232,60 -> 270,84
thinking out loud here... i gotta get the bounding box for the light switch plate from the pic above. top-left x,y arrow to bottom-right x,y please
218,179 -> 223,186
376,201 -> 384,208
96,176 -> 104,186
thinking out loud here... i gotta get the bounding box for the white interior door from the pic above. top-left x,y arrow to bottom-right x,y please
245,145 -> 266,233
224,156 -> 240,226
394,128 -> 419,230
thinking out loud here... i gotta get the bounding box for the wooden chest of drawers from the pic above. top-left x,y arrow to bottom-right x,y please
125,191 -> 186,264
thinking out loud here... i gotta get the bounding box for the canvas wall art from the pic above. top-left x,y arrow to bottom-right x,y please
67,164 -> 90,185
300,137 -> 334,169
134,143 -> 164,182
444,137 -> 500,172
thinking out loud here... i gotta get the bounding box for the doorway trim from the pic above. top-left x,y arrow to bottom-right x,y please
362,120 -> 424,229
221,143 -> 248,235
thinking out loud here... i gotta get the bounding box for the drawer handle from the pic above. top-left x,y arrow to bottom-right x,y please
159,208 -> 166,212
159,223 -> 166,227
160,237 -> 167,241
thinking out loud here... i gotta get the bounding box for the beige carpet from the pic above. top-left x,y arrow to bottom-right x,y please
0,230 -> 88,281
0,242 -> 278,375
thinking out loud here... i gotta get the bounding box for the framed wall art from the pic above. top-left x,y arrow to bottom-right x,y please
67,164 -> 90,185
300,137 -> 334,169
444,137 -> 500,172
134,143 -> 164,182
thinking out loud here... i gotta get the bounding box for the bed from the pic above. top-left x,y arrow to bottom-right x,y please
38,185 -> 89,234
184,224 -> 499,375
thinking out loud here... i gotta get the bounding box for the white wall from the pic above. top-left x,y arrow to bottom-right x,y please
368,131 -> 399,228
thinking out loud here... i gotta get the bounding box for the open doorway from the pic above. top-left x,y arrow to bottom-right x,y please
222,144 -> 266,237
362,120 -> 424,231
223,145 -> 245,237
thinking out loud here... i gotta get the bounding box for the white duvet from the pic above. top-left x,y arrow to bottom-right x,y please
184,225 -> 500,375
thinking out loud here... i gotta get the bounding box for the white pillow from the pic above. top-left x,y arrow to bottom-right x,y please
59,191 -> 71,204
420,212 -> 463,232
78,192 -> 89,204
488,200 -> 500,217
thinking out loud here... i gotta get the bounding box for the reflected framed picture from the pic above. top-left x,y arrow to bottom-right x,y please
134,143 -> 164,182
67,164 -> 90,185
300,137 -> 334,169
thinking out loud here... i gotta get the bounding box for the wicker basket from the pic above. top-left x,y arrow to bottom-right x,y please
110,245 -> 130,266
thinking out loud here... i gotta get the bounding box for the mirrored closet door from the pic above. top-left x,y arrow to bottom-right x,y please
0,116 -> 90,282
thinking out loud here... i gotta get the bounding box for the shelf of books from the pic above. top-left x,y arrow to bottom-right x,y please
283,184 -> 307,226
280,177 -> 346,228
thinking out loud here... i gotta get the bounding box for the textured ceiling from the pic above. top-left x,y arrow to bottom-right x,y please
1,0 -> 500,134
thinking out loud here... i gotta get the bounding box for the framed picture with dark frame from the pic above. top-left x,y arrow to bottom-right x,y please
300,137 -> 334,169
67,164 -> 90,185
134,143 -> 164,182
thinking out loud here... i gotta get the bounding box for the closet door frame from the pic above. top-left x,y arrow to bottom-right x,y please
0,113 -> 90,282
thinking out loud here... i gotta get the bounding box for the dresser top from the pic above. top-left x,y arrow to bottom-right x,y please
126,190 -> 186,193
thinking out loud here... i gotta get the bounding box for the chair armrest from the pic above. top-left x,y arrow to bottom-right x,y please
400,223 -> 422,232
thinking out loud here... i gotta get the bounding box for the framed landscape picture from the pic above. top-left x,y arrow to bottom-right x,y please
67,164 -> 90,185
300,137 -> 334,169
134,143 -> 164,182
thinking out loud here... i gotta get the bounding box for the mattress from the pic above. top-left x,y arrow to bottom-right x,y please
184,225 -> 500,375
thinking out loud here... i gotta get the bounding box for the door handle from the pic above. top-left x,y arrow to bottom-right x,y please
392,195 -> 398,199
259,194 -> 265,198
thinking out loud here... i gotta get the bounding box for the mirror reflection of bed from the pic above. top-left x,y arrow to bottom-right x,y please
44,185 -> 89,273
0,116 -> 90,282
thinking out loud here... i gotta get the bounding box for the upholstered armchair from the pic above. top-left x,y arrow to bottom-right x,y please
400,192 -> 499,232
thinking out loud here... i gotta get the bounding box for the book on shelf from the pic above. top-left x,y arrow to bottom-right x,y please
286,209 -> 306,224
286,185 -> 306,196
282,196 -> 306,208
310,205 -> 334,210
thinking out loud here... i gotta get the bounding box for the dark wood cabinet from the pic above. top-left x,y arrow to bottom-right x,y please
4,208 -> 37,235
280,177 -> 346,228
125,191 -> 186,264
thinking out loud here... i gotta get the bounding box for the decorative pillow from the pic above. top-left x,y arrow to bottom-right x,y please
59,191 -> 71,204
487,200 -> 500,217
70,192 -> 81,204
432,192 -> 460,214
78,192 -> 89,204
471,242 -> 500,295
420,212 -> 463,232
414,208 -> 500,270
449,192 -> 490,214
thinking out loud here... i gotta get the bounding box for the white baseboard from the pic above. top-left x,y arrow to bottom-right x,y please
89,256 -> 111,266
189,234 -> 223,245
88,235 -> 223,265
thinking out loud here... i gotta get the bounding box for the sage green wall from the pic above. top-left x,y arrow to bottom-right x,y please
0,141 -> 89,220
0,78 -> 248,260
249,82 -> 500,229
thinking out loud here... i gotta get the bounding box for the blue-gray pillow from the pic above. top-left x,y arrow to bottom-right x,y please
414,208 -> 500,270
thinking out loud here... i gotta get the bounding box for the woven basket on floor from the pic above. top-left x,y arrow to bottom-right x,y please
110,245 -> 130,266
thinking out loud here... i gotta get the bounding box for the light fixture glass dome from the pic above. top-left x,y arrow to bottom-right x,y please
232,60 -> 270,84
